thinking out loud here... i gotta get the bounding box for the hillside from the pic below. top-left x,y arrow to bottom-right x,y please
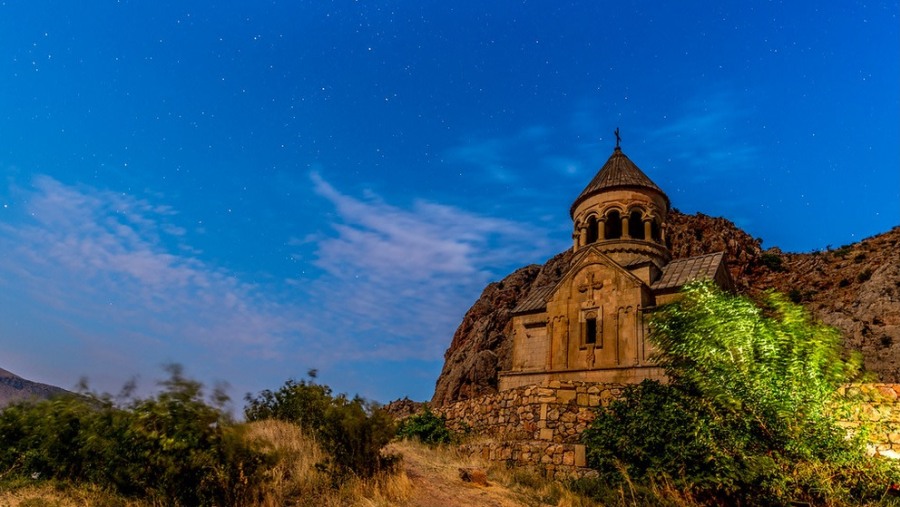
0,367 -> 69,407
432,212 -> 900,405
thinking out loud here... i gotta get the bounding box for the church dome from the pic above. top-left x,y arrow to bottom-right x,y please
570,146 -> 669,218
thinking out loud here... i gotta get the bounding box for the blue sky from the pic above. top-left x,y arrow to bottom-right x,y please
0,1 -> 897,406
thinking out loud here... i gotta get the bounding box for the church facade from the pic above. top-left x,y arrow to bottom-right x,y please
498,145 -> 734,390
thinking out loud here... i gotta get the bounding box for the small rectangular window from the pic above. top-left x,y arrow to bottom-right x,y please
585,317 -> 597,345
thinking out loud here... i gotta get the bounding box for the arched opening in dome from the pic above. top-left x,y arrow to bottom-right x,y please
605,210 -> 622,239
629,210 -> 645,239
586,215 -> 599,244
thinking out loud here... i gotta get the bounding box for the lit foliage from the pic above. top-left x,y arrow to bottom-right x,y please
581,282 -> 899,505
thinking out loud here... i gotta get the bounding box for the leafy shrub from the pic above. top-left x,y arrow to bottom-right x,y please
581,282 -> 900,505
0,365 -> 268,506
759,252 -> 785,272
244,375 -> 397,481
396,407 -> 453,445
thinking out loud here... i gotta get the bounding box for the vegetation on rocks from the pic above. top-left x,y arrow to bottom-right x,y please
581,282 -> 900,505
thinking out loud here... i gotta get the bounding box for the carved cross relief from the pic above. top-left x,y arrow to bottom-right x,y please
577,272 -> 604,306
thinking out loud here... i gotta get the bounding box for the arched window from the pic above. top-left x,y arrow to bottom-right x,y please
629,210 -> 645,239
605,210 -> 622,239
586,216 -> 599,244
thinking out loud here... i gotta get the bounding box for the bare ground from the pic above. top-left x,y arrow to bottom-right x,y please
390,441 -> 554,507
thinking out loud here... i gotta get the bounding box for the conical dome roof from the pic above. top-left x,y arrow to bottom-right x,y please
570,147 -> 669,217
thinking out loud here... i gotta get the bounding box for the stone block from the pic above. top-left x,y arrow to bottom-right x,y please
557,389 -> 577,404
577,393 -> 588,406
574,444 -> 586,467
540,428 -> 554,440
563,451 -> 575,466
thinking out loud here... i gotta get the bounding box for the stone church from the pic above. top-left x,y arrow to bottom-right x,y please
499,144 -> 734,390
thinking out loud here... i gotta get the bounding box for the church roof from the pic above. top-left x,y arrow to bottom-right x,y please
570,147 -> 669,217
651,251 -> 726,292
512,284 -> 556,314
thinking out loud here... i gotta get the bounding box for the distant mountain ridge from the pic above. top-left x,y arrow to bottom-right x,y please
0,367 -> 70,407
432,211 -> 900,405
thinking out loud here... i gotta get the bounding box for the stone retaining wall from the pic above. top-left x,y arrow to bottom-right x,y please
838,383 -> 900,454
434,381 -> 625,476
435,381 -> 624,444
435,381 -> 900,475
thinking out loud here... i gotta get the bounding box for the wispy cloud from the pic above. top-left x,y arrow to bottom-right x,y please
302,172 -> 557,359
0,173 -> 560,400
0,176 -> 306,392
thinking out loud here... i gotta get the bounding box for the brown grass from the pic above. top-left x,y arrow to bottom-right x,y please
0,481 -> 153,507
244,419 -> 413,507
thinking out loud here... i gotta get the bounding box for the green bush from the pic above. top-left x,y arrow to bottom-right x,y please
396,407 -> 453,445
581,282 -> 900,505
244,374 -> 397,481
0,365 -> 268,506
759,252 -> 785,271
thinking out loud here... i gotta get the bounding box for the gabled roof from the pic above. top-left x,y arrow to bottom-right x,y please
570,147 -> 669,217
511,245 -> 649,315
651,251 -> 726,292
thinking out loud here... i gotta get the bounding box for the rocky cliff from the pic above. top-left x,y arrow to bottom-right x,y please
431,211 -> 900,406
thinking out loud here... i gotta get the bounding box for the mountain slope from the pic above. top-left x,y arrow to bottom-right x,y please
0,367 -> 69,407
432,212 -> 900,405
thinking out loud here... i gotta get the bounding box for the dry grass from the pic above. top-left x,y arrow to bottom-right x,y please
244,419 -> 413,507
0,481 -> 153,507
243,418 -> 329,505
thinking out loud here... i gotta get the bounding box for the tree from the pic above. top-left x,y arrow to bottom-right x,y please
581,282 -> 896,505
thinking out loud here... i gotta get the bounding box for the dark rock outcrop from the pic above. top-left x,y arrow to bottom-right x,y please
431,212 -> 900,405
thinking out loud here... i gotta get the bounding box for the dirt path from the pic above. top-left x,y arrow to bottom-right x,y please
390,442 -> 534,507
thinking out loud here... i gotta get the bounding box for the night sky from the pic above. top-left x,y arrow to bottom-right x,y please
1,2 -> 897,407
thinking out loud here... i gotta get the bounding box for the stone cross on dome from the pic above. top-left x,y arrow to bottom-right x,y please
614,127 -> 621,149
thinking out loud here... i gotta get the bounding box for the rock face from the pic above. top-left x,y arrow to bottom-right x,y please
431,212 -> 900,405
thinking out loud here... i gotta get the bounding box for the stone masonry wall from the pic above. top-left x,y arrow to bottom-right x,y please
435,381 -> 900,476
434,381 -> 625,477
838,383 -> 900,454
